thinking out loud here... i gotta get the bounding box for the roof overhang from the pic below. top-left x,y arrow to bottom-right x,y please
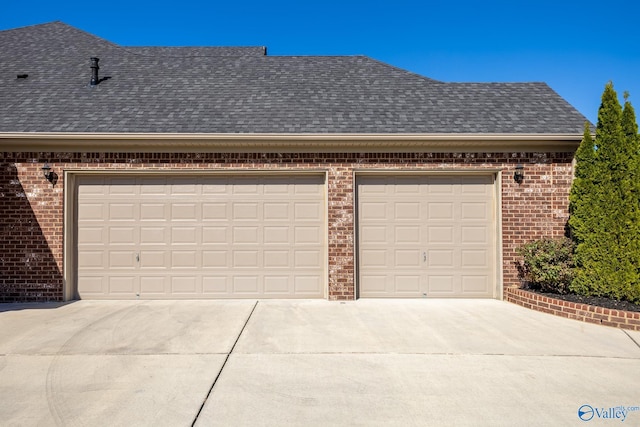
0,132 -> 583,153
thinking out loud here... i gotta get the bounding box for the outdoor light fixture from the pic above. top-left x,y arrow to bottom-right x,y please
514,164 -> 524,184
42,163 -> 54,183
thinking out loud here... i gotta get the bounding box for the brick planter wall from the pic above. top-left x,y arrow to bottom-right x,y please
505,287 -> 640,331
1,151 -> 574,302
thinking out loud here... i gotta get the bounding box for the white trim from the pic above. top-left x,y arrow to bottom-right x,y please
0,132 -> 583,152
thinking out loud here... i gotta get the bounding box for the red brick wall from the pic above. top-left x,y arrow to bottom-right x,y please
505,288 -> 640,331
0,151 -> 574,302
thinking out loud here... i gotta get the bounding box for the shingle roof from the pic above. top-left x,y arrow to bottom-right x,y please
0,21 -> 587,134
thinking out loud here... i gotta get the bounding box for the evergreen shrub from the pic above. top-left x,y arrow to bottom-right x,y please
517,237 -> 575,295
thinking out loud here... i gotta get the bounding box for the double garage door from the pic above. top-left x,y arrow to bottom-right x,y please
74,173 -> 497,299
76,175 -> 325,299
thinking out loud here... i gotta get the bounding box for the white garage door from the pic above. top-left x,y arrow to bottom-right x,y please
357,175 -> 496,298
76,175 -> 325,299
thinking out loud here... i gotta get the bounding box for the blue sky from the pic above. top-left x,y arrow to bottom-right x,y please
3,0 -> 639,124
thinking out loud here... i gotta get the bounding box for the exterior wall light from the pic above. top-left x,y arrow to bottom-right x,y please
514,164 -> 524,184
42,163 -> 54,183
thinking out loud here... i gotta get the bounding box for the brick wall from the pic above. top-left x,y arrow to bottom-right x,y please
505,288 -> 640,331
0,151 -> 574,302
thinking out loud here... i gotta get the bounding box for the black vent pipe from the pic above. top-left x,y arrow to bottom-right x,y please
90,57 -> 100,86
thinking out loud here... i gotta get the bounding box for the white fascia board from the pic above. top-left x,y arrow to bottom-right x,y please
0,132 -> 583,152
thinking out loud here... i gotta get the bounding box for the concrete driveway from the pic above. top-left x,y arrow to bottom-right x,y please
1,299 -> 639,426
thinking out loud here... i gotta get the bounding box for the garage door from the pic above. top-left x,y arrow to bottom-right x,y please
76,175 -> 325,299
357,175 -> 496,298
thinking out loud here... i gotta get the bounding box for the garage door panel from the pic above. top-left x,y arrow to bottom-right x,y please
171,203 -> 198,221
361,249 -> 386,267
395,250 -> 420,267
462,276 -> 489,293
140,251 -> 166,268
77,174 -> 325,299
109,276 -> 136,294
203,227 -> 227,244
233,203 -> 259,220
394,226 -> 420,244
77,276 -> 104,294
202,251 -> 227,268
108,180 -> 136,195
78,203 -> 104,221
263,226 -> 289,244
294,226 -> 321,244
358,175 -> 495,298
427,276 -> 454,293
461,226 -> 488,243
140,203 -> 166,221
264,250 -> 289,268
428,250 -> 454,268
264,277 -> 290,293
295,250 -> 321,268
461,202 -> 489,220
294,276 -> 322,294
232,181 -> 259,194
109,227 -> 136,245
395,202 -> 420,220
233,276 -> 259,293
171,276 -> 198,294
428,203 -> 454,220
233,226 -> 259,244
395,276 -> 420,292
295,202 -> 322,221
78,227 -> 104,245
140,277 -> 166,294
109,251 -> 137,269
202,203 -> 228,221
233,251 -> 259,268
361,226 -> 386,244
172,251 -> 198,268
77,251 -> 104,268
428,226 -> 454,243
264,203 -> 289,221
170,179 -> 198,195
202,277 -> 227,294
139,178 -> 167,195
360,202 -> 386,220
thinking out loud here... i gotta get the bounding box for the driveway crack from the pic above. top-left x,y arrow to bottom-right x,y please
191,300 -> 258,426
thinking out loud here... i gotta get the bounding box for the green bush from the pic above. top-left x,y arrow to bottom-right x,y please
516,237 -> 575,294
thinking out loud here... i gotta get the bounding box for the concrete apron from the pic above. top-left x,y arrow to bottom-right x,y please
1,300 -> 639,426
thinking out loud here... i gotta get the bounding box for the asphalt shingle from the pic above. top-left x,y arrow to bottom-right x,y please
0,21 -> 588,134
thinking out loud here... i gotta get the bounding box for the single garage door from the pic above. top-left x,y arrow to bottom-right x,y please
76,174 -> 325,299
357,175 -> 496,298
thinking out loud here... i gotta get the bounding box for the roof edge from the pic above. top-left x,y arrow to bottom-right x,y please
0,132 -> 582,153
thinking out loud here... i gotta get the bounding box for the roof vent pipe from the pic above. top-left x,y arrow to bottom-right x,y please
90,57 -> 100,86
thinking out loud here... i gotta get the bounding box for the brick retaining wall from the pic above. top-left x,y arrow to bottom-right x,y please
505,287 -> 640,331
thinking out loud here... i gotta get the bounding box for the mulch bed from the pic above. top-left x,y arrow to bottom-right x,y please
526,288 -> 640,313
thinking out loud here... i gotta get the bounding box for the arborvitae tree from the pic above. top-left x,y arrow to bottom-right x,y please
568,122 -> 596,245
570,83 -> 640,303
621,92 -> 640,302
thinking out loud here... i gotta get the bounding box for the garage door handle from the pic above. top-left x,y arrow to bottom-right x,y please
423,252 -> 427,262
136,253 -> 140,262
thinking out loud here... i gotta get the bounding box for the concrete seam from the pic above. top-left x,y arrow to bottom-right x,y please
622,329 -> 640,350
190,300 -> 259,427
